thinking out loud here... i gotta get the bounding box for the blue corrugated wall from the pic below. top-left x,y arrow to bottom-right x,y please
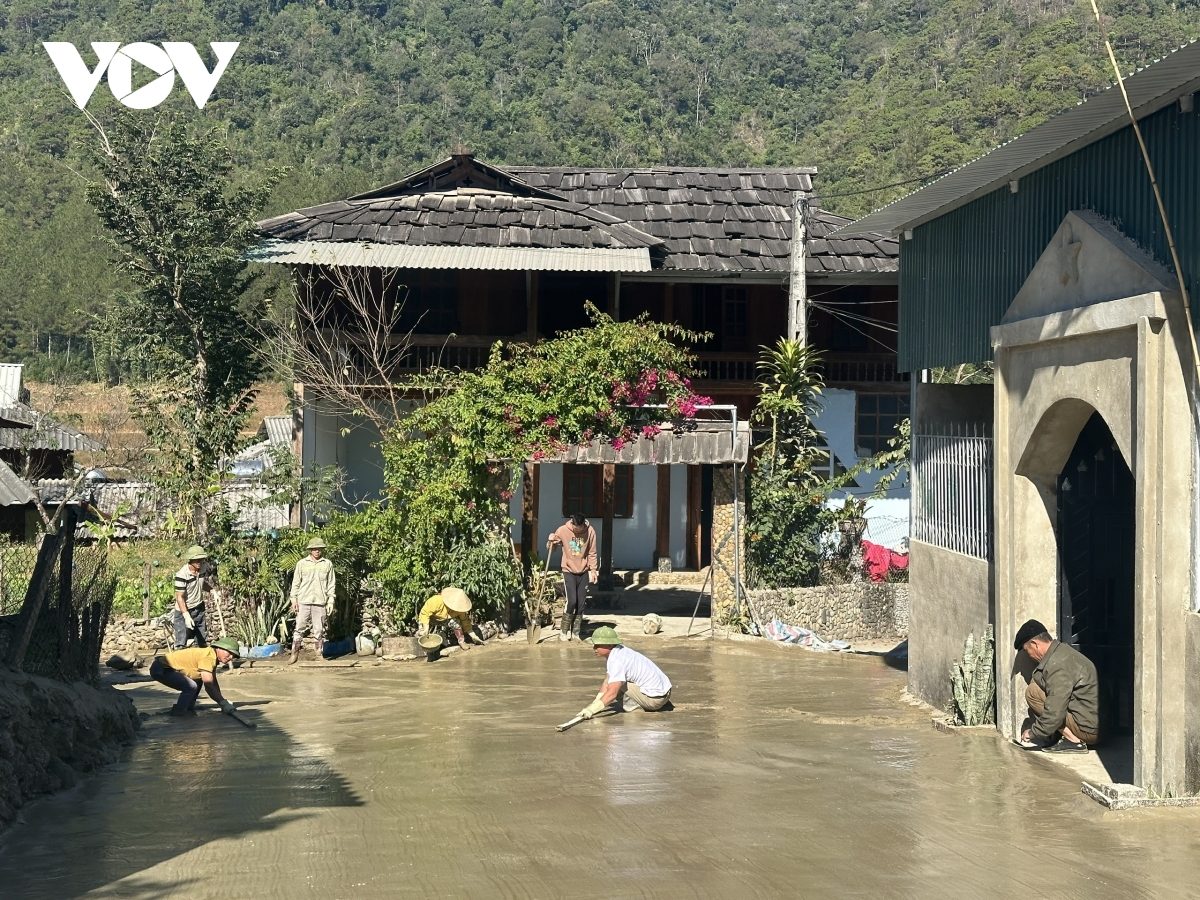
899,100 -> 1200,371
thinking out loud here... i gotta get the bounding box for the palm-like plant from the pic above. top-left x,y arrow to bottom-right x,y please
753,339 -> 826,473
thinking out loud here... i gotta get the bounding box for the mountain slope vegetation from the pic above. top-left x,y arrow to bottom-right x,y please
1,0 -> 1196,372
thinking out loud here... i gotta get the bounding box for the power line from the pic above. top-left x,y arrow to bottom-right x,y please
812,169 -> 954,201
808,301 -> 898,333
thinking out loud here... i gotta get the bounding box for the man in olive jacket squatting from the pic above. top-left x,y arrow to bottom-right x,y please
1014,618 -> 1100,754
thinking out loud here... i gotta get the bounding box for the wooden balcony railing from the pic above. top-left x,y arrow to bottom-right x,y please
396,336 -> 499,372
313,331 -> 908,385
694,352 -> 908,385
820,354 -> 908,384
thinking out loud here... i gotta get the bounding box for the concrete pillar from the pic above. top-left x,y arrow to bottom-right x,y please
655,465 -> 671,569
599,463 -> 615,589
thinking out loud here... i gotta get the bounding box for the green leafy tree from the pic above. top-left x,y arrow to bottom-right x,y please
374,306 -> 710,623
747,340 -> 834,589
2,0 -> 1196,351
83,114 -> 282,538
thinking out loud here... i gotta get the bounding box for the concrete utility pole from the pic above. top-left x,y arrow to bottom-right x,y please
787,192 -> 808,344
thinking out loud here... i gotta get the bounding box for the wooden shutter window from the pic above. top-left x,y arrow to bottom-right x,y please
562,464 -> 634,518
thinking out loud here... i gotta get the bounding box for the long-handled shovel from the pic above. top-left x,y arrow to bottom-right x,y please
526,553 -> 552,644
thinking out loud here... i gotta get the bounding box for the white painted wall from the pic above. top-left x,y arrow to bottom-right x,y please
812,387 -> 911,550
611,465 -> 658,569
669,464 -> 687,569
302,402 -> 385,512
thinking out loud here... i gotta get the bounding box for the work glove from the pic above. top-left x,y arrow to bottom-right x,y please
219,699 -> 235,715
325,598 -> 335,615
182,610 -> 195,630
579,695 -> 607,719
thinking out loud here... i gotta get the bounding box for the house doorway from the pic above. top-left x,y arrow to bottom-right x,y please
1055,412 -> 1135,736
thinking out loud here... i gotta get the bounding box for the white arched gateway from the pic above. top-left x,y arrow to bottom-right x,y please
992,210 -> 1194,793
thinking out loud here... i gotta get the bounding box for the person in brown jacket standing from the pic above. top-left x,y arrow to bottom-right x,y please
548,513 -> 598,642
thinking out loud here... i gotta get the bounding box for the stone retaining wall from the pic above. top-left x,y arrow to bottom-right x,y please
102,616 -> 173,660
747,583 -> 909,642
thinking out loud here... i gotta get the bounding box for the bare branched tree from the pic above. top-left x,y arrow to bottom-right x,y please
263,265 -> 421,437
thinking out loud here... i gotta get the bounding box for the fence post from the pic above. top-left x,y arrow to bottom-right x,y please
4,527 -> 66,670
143,562 -> 151,623
56,507 -> 78,680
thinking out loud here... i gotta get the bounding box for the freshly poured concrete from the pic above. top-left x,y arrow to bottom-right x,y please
2,639 -> 1199,899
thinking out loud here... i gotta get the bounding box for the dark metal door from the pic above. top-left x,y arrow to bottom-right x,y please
1056,413 -> 1135,735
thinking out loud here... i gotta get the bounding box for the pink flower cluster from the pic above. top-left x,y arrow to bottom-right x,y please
611,369 -> 660,407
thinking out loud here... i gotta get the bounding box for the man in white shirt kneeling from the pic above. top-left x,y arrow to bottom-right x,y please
578,626 -> 673,718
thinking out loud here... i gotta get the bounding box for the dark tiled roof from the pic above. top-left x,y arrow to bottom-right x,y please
257,157 -> 898,275
258,189 -> 664,252
508,167 -> 899,274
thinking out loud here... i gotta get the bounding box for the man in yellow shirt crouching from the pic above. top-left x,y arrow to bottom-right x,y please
149,636 -> 241,717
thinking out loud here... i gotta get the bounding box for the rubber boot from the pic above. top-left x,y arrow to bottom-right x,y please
559,613 -> 573,641
573,614 -> 584,641
288,643 -> 300,665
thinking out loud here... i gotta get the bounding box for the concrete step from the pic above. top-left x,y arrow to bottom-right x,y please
613,567 -> 709,587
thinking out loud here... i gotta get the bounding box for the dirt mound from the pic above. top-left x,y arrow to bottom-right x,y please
0,670 -> 139,830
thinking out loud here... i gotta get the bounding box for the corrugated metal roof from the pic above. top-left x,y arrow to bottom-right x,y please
0,460 -> 35,506
248,239 -> 653,272
838,40 -> 1200,237
259,416 -> 292,446
0,364 -> 25,407
0,405 -> 103,451
898,97 -> 1200,370
538,422 -> 749,465
40,479 -> 289,536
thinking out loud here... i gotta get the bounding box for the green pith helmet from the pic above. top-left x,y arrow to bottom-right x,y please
306,537 -> 327,550
211,637 -> 241,657
587,626 -> 622,646
185,545 -> 208,561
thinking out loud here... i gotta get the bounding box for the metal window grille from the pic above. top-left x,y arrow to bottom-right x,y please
912,423 -> 993,560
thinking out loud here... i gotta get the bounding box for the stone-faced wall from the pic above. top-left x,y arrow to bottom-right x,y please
711,465 -> 746,625
101,616 -> 173,660
747,583 -> 909,642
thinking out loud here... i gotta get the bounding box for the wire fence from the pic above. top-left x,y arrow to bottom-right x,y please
0,539 -> 38,616
0,510 -> 116,684
912,423 -> 993,560
862,515 -> 910,551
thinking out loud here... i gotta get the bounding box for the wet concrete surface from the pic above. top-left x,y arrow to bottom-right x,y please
3,638 -> 1200,899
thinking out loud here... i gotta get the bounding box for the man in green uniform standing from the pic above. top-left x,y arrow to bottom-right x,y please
288,537 -> 336,665
173,545 -> 211,649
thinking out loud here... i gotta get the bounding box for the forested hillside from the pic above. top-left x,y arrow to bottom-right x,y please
1,0 -> 1197,373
